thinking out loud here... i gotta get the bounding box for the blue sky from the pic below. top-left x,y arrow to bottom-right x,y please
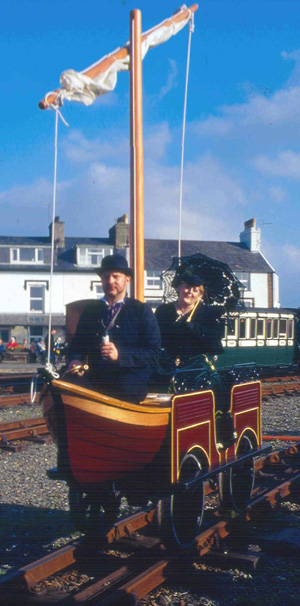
1,0 -> 300,306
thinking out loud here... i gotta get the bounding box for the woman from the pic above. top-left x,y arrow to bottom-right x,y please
155,267 -> 236,449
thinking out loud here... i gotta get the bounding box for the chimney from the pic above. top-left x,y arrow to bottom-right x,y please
109,213 -> 130,249
240,218 -> 261,252
49,216 -> 65,248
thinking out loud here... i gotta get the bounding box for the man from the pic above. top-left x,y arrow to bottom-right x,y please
68,254 -> 161,404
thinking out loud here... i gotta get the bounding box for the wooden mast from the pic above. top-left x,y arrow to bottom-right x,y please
129,9 -> 144,301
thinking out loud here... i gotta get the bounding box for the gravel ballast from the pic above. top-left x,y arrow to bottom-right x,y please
0,393 -> 300,605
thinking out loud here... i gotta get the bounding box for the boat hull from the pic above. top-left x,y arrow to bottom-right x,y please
43,380 -> 172,485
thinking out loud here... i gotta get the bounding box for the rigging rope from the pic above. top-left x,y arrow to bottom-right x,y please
178,12 -> 194,259
47,108 -> 69,364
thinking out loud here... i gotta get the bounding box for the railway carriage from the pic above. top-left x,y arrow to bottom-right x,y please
215,307 -> 300,377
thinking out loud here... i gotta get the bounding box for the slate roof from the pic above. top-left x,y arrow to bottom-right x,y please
0,235 -> 274,274
144,239 -> 274,274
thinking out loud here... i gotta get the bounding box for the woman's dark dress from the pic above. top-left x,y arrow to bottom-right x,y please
155,301 -> 229,413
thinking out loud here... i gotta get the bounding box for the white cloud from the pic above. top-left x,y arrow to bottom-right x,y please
194,85 -> 300,139
144,154 -> 248,241
62,130 -> 129,165
253,151 -> 300,178
269,186 -> 287,202
282,244 -> 300,269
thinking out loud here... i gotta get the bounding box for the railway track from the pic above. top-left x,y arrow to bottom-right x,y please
0,372 -> 299,409
1,375 -> 300,447
1,442 -> 300,605
0,372 -> 41,408
262,374 -> 300,396
0,417 -> 50,450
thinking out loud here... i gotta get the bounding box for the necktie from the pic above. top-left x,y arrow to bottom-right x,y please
104,302 -> 124,327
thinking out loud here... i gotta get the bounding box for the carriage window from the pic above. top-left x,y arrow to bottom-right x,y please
239,318 -> 246,339
288,320 -> 293,339
273,319 -> 279,339
266,319 -> 272,339
279,319 -> 287,337
227,317 -> 237,338
257,319 -> 264,337
249,318 -> 256,339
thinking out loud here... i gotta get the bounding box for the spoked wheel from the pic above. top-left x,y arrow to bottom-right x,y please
219,434 -> 256,512
157,452 -> 205,549
68,485 -> 121,534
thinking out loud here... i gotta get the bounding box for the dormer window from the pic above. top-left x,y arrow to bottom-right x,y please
77,247 -> 113,267
11,247 -> 44,264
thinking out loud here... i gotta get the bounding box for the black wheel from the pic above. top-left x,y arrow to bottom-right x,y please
157,452 -> 205,549
219,434 -> 256,512
68,486 -> 121,534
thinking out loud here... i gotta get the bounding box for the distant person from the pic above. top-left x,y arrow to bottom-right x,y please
45,329 -> 56,362
36,338 -> 46,364
6,337 -> 18,349
0,339 -> 5,362
22,339 -> 30,351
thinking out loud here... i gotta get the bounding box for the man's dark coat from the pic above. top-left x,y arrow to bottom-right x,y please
69,298 -> 161,403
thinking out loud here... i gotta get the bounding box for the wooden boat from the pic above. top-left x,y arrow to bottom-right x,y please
39,5 -> 266,548
43,380 -> 172,485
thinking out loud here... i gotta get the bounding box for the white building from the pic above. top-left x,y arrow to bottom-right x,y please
0,216 -> 279,344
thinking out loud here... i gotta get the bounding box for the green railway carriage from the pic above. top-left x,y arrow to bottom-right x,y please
214,308 -> 300,375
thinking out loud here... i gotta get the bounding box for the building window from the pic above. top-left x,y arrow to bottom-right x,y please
78,247 -> 113,267
145,270 -> 162,289
241,298 -> 254,308
0,328 -> 9,342
95,284 -> 104,299
30,326 -> 44,342
235,271 -> 250,290
11,248 -> 44,264
30,285 -> 45,312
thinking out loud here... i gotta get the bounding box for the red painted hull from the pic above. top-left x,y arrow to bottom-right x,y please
47,380 -> 171,485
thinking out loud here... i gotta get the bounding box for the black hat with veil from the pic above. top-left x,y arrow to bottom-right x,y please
161,252 -> 243,310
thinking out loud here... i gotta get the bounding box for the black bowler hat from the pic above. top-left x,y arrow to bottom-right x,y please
96,254 -> 134,277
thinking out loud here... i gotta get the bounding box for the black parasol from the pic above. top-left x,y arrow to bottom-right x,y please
161,252 -> 243,309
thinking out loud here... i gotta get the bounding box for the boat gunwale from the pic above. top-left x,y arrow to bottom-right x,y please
52,379 -> 172,414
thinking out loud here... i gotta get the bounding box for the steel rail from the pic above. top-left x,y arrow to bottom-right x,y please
1,443 -> 300,604
0,417 -> 48,444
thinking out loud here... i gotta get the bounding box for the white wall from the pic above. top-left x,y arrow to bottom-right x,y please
243,273 -> 269,307
0,271 -> 100,315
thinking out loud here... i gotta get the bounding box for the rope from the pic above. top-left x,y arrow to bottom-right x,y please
178,12 -> 194,259
47,108 -> 69,364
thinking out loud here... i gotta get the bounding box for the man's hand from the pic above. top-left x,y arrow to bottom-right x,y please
101,341 -> 119,361
67,359 -> 86,376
